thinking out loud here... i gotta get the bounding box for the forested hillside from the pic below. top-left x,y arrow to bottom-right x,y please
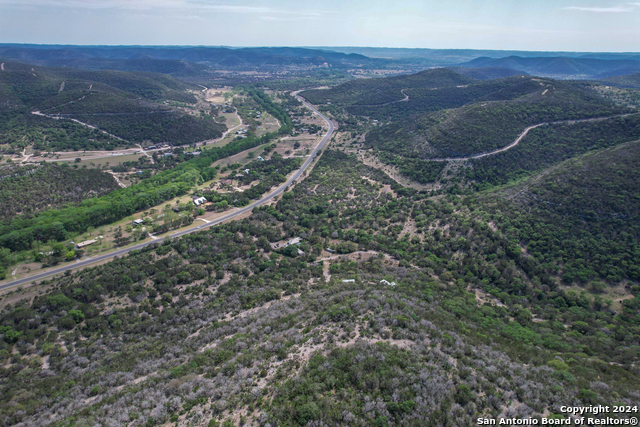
447,66 -> 527,80
600,72 -> 640,89
467,114 -> 640,186
0,149 -> 638,426
0,61 -> 226,150
481,139 -> 640,284
304,72 -> 624,123
365,82 -> 626,159
0,163 -> 119,221
302,68 -> 476,107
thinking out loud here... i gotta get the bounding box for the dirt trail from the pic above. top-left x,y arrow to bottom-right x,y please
136,144 -> 154,164
106,171 -> 126,188
20,147 -> 33,164
429,112 -> 640,162
31,111 -> 129,142
354,88 -> 410,107
198,110 -> 243,147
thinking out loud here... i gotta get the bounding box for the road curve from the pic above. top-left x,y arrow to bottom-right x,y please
428,113 -> 640,162
1,93 -> 334,291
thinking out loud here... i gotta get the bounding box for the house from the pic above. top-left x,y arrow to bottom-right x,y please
288,237 -> 301,246
380,279 -> 397,287
193,196 -> 207,206
297,249 -> 305,256
163,153 -> 174,157
187,151 -> 201,156
342,279 -> 355,283
326,248 -> 334,253
133,219 -> 144,226
147,145 -> 157,150
243,169 -> 250,174
77,239 -> 97,249
257,156 -> 265,161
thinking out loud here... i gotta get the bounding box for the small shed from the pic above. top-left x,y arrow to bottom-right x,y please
133,219 -> 144,226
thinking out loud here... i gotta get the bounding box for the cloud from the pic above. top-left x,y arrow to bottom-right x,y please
563,5 -> 635,13
0,0 -> 328,17
0,0 -> 183,10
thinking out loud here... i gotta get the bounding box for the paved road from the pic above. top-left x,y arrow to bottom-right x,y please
1,93 -> 335,290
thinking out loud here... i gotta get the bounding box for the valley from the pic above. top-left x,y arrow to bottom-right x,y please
0,47 -> 639,427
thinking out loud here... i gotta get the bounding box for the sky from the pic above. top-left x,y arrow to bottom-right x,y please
0,0 -> 639,52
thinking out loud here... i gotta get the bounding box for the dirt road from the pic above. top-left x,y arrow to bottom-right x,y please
428,113 -> 640,162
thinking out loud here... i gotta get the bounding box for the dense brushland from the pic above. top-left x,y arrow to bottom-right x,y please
466,114 -> 640,187
303,72 -> 626,123
446,67 -> 528,81
365,80 -> 625,157
0,149 -> 638,426
0,61 -> 226,151
600,72 -> 640,89
0,163 -> 119,221
478,140 -> 640,285
307,68 -> 638,187
302,68 -> 476,108
1,59 -> 640,427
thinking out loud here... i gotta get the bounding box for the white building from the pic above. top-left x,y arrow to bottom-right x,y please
193,196 -> 207,206
288,237 -> 301,245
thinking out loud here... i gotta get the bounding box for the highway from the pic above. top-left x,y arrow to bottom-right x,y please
1,93 -> 334,291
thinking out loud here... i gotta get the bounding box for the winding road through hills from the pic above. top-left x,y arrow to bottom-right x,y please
428,113 -> 640,162
0,93 -> 335,291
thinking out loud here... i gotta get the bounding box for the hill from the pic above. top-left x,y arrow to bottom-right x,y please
1,149 -> 638,426
447,66 -> 527,80
481,139 -> 640,284
599,72 -> 640,89
0,163 -> 119,222
458,56 -> 640,79
364,77 -> 628,161
0,45 -> 383,73
303,71 -> 626,122
0,61 -> 226,151
302,68 -> 476,107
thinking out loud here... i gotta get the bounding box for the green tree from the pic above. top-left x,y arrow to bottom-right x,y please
68,310 -> 85,323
